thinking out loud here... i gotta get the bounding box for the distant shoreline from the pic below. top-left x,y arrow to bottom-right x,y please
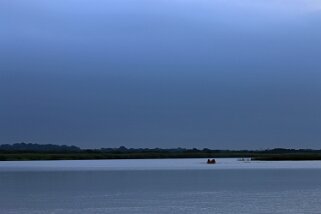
0,151 -> 248,161
2,153 -> 321,161
1,143 -> 321,161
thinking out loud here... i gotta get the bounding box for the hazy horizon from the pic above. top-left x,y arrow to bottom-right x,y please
1,0 -> 320,149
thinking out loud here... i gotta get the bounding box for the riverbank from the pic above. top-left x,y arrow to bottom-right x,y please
2,151 -> 321,161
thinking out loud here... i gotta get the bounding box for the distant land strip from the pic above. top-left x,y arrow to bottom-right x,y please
1,143 -> 321,161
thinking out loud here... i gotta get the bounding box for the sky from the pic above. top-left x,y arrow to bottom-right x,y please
0,0 -> 320,149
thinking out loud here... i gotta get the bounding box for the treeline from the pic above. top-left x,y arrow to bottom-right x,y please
1,143 -> 321,161
1,143 -> 320,154
0,143 -> 81,152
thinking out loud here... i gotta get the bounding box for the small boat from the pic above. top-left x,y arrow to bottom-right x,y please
207,159 -> 216,164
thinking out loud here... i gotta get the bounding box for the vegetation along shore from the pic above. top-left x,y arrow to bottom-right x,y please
0,143 -> 321,161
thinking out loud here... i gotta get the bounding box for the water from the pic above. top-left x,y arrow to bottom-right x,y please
1,159 -> 321,213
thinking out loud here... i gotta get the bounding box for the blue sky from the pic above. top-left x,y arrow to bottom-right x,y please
0,0 -> 320,149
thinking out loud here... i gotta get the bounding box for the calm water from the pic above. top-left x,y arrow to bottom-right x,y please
1,159 -> 321,214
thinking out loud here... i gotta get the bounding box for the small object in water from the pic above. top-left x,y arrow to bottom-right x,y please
238,157 -> 251,162
207,159 -> 216,164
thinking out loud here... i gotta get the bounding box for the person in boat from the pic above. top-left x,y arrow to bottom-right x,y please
207,159 -> 216,164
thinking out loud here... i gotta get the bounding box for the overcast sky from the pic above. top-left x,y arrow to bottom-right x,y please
0,0 -> 320,149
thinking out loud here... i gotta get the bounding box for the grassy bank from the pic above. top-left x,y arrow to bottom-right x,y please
0,151 -> 243,161
1,144 -> 321,161
2,151 -> 321,161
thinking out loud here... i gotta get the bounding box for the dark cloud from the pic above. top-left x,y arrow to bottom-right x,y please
0,0 -> 320,149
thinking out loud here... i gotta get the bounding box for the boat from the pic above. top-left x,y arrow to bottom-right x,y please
207,159 -> 216,164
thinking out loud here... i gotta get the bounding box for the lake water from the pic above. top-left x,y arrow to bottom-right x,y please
1,159 -> 321,214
